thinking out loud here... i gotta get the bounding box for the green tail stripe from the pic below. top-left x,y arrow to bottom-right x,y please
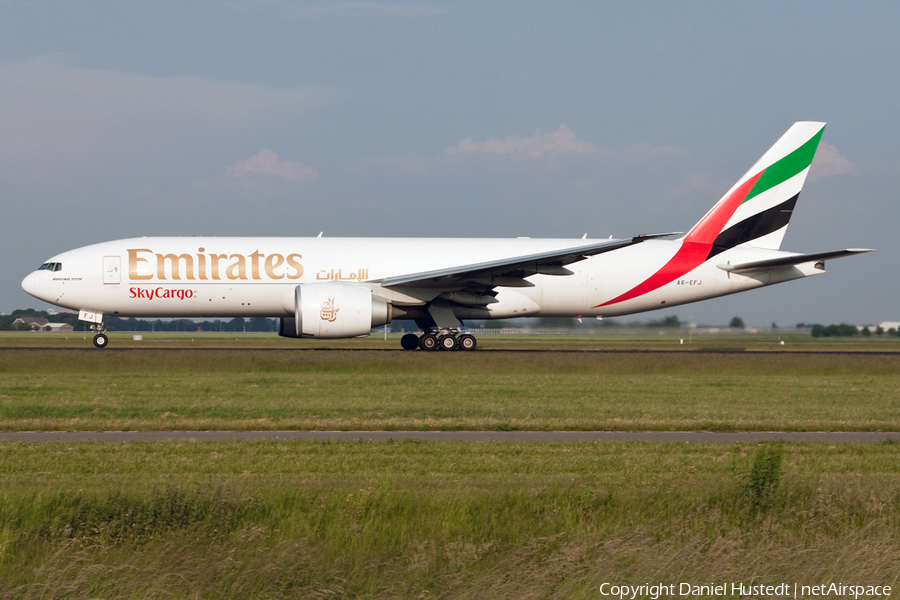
742,125 -> 825,204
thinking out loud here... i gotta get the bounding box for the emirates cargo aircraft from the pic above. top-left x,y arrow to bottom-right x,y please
22,122 -> 872,350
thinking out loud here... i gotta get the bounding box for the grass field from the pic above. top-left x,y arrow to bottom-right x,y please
1,332 -> 899,431
4,329 -> 900,351
2,333 -> 899,598
1,440 -> 899,599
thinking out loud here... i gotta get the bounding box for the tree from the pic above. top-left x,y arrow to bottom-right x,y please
729,316 -> 745,329
248,317 -> 275,332
812,323 -> 860,338
225,317 -> 246,332
536,317 -> 578,328
647,315 -> 680,328
839,323 -> 858,337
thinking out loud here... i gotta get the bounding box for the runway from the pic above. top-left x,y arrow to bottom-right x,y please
2,431 -> 899,443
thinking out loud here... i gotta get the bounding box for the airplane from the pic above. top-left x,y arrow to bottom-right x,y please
21,121 -> 872,351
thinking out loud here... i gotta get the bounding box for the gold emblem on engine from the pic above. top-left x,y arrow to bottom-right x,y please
320,298 -> 339,322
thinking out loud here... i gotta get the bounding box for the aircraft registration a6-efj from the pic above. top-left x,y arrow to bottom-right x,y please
22,122 -> 872,350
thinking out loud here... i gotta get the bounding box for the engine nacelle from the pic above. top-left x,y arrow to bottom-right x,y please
278,283 -> 391,339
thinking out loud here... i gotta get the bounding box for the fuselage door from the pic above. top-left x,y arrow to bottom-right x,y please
103,256 -> 121,285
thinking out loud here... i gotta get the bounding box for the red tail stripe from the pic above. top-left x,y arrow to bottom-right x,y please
685,172 -> 762,244
597,170 -> 763,308
597,241 -> 708,307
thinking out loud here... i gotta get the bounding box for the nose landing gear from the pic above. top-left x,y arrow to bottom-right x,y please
87,318 -> 109,349
79,310 -> 109,349
92,332 -> 109,348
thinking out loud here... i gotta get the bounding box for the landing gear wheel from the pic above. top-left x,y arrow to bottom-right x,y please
400,333 -> 420,350
438,334 -> 458,351
457,334 -> 477,351
92,333 -> 109,349
418,333 -> 438,351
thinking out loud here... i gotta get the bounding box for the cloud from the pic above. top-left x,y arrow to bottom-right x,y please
247,0 -> 448,18
361,125 -> 689,179
0,54 -> 331,189
808,142 -> 857,182
447,125 -> 596,158
226,149 -> 318,182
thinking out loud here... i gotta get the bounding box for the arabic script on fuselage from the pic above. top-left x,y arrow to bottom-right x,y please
315,268 -> 370,282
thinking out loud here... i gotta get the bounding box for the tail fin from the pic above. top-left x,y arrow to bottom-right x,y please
684,121 -> 825,257
598,123 -> 828,308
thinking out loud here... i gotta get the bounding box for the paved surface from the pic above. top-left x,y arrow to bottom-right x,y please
2,431 -> 899,443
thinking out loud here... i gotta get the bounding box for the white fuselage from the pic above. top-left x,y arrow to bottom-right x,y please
21,236 -> 821,322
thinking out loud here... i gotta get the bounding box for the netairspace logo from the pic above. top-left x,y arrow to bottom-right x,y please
597,582 -> 891,599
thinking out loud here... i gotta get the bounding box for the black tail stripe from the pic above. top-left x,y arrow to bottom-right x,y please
706,194 -> 799,261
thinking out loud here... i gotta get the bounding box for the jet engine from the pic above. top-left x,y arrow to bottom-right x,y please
278,282 -> 391,339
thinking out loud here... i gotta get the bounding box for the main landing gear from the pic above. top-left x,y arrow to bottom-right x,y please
400,332 -> 477,351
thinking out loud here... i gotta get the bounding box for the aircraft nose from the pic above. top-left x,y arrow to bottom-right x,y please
21,272 -> 37,298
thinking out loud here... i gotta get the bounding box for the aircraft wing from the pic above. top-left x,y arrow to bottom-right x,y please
717,248 -> 874,273
374,233 -> 679,290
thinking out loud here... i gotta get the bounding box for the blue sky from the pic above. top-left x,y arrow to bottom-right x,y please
2,1 -> 897,326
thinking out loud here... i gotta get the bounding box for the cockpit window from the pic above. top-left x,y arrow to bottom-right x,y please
37,262 -> 62,271
52,263 -> 62,272
38,263 -> 50,270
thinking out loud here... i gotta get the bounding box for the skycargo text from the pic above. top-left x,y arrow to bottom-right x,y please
129,287 -> 195,300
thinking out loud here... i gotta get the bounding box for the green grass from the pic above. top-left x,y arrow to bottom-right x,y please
1,341 -> 899,431
2,329 -> 900,351
1,441 -> 900,599
3,333 -> 898,598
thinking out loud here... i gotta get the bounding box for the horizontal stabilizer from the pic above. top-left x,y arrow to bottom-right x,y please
717,248 -> 874,273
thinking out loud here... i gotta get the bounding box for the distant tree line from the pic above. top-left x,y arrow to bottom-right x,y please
4,310 -> 691,333
0,309 -> 276,333
104,316 -> 276,333
5,308 -> 897,338
477,315 -> 686,329
0,312 -> 723,333
805,323 -> 899,338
